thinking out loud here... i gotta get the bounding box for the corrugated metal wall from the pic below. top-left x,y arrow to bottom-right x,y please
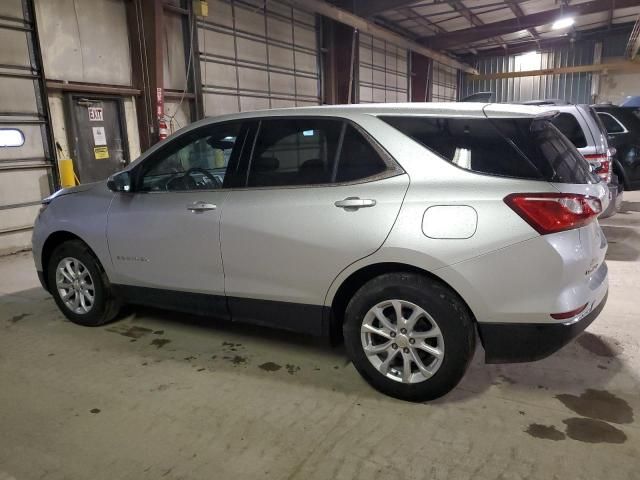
602,29 -> 630,58
461,41 -> 595,104
431,61 -> 457,101
198,0 -> 320,117
357,33 -> 408,103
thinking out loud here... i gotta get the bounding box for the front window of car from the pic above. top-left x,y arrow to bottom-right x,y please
139,123 -> 243,192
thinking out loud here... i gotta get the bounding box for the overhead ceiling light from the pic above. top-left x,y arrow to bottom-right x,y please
552,17 -> 575,30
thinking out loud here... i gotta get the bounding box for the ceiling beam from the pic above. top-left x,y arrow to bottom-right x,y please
353,0 -> 421,17
461,22 -> 636,58
446,0 -> 507,49
286,0 -> 478,73
421,0 -> 638,49
504,0 -> 540,40
469,59 -> 640,80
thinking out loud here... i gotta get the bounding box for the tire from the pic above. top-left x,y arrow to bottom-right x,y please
343,272 -> 475,402
47,240 -> 121,326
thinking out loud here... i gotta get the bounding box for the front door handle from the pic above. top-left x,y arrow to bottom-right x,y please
187,201 -> 217,212
334,197 -> 377,210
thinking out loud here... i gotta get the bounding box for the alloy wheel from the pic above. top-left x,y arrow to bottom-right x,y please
55,257 -> 95,314
360,299 -> 445,383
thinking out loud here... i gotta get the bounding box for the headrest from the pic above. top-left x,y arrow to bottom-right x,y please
299,158 -> 324,170
253,156 -> 279,172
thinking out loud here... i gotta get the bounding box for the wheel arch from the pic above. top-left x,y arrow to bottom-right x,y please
612,158 -> 628,189
41,231 -> 104,290
327,262 -> 477,343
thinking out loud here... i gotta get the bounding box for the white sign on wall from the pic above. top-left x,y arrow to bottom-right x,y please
92,126 -> 107,146
88,107 -> 103,122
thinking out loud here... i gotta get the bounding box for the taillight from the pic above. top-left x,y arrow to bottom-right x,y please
550,303 -> 588,320
583,153 -> 611,182
504,193 -> 602,235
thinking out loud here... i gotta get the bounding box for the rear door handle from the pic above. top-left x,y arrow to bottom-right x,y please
334,197 -> 377,210
187,201 -> 217,212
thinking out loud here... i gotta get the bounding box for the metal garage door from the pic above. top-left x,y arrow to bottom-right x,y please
358,33 -> 408,103
431,61 -> 458,102
0,0 -> 54,254
197,0 -> 320,116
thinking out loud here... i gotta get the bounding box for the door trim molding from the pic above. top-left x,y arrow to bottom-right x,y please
112,284 -> 329,337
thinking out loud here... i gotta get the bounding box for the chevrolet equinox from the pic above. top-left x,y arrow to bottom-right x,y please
32,103 -> 609,401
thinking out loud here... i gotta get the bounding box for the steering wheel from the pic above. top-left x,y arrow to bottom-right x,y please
166,167 -> 221,190
185,167 -> 222,189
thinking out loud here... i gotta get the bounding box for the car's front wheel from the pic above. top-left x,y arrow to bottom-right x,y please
47,240 -> 121,326
343,272 -> 475,401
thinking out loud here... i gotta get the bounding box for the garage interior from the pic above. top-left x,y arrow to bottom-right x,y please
1,0 -> 640,478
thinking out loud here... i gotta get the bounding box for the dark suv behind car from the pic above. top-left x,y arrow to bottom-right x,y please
594,105 -> 640,191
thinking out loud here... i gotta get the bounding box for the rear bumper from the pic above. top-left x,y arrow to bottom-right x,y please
478,290 -> 608,364
600,179 -> 622,218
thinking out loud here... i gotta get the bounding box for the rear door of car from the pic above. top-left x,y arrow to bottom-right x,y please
220,116 -> 409,334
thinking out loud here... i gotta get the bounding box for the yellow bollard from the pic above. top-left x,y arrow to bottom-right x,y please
58,157 -> 77,188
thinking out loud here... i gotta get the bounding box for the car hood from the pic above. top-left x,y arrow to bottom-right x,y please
43,181 -> 104,203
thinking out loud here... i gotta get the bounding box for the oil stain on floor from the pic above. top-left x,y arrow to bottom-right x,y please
562,418 -> 627,444
259,362 -> 282,372
150,338 -> 171,349
525,424 -> 566,441
224,355 -> 247,366
555,389 -> 634,424
106,325 -> 153,339
7,313 -> 31,324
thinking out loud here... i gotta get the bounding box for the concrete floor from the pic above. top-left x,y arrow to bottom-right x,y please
1,193 -> 639,480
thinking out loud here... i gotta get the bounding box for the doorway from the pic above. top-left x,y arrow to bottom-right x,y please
65,94 -> 130,183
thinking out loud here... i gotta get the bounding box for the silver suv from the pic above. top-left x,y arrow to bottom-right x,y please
32,103 -> 609,401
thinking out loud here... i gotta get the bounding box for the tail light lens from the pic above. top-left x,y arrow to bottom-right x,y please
583,153 -> 611,183
504,193 -> 602,234
550,303 -> 588,320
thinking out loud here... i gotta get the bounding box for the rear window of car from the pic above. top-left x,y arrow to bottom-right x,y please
597,112 -> 626,134
549,113 -> 587,148
379,115 -> 595,184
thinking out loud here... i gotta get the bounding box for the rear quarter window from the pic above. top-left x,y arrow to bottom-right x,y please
380,115 -> 595,184
549,113 -> 587,148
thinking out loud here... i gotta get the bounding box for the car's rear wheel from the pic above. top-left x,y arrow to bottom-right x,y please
343,272 -> 475,401
47,240 -> 120,326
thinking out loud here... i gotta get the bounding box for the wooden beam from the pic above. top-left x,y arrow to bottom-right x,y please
354,0 -> 421,17
46,81 -> 141,96
286,0 -> 477,73
469,60 -> 640,80
422,0 -> 638,49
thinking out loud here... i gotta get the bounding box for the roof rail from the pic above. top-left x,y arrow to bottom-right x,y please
521,99 -> 571,106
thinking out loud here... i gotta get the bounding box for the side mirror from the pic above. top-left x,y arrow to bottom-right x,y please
107,171 -> 132,192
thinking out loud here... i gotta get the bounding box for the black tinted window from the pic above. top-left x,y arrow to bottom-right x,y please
380,115 -> 594,184
248,119 -> 342,187
598,112 -> 625,134
336,126 -> 388,183
550,113 -> 587,148
247,119 -> 391,187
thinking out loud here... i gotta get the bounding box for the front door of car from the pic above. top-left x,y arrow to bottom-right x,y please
220,118 -> 409,334
106,121 -> 249,315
